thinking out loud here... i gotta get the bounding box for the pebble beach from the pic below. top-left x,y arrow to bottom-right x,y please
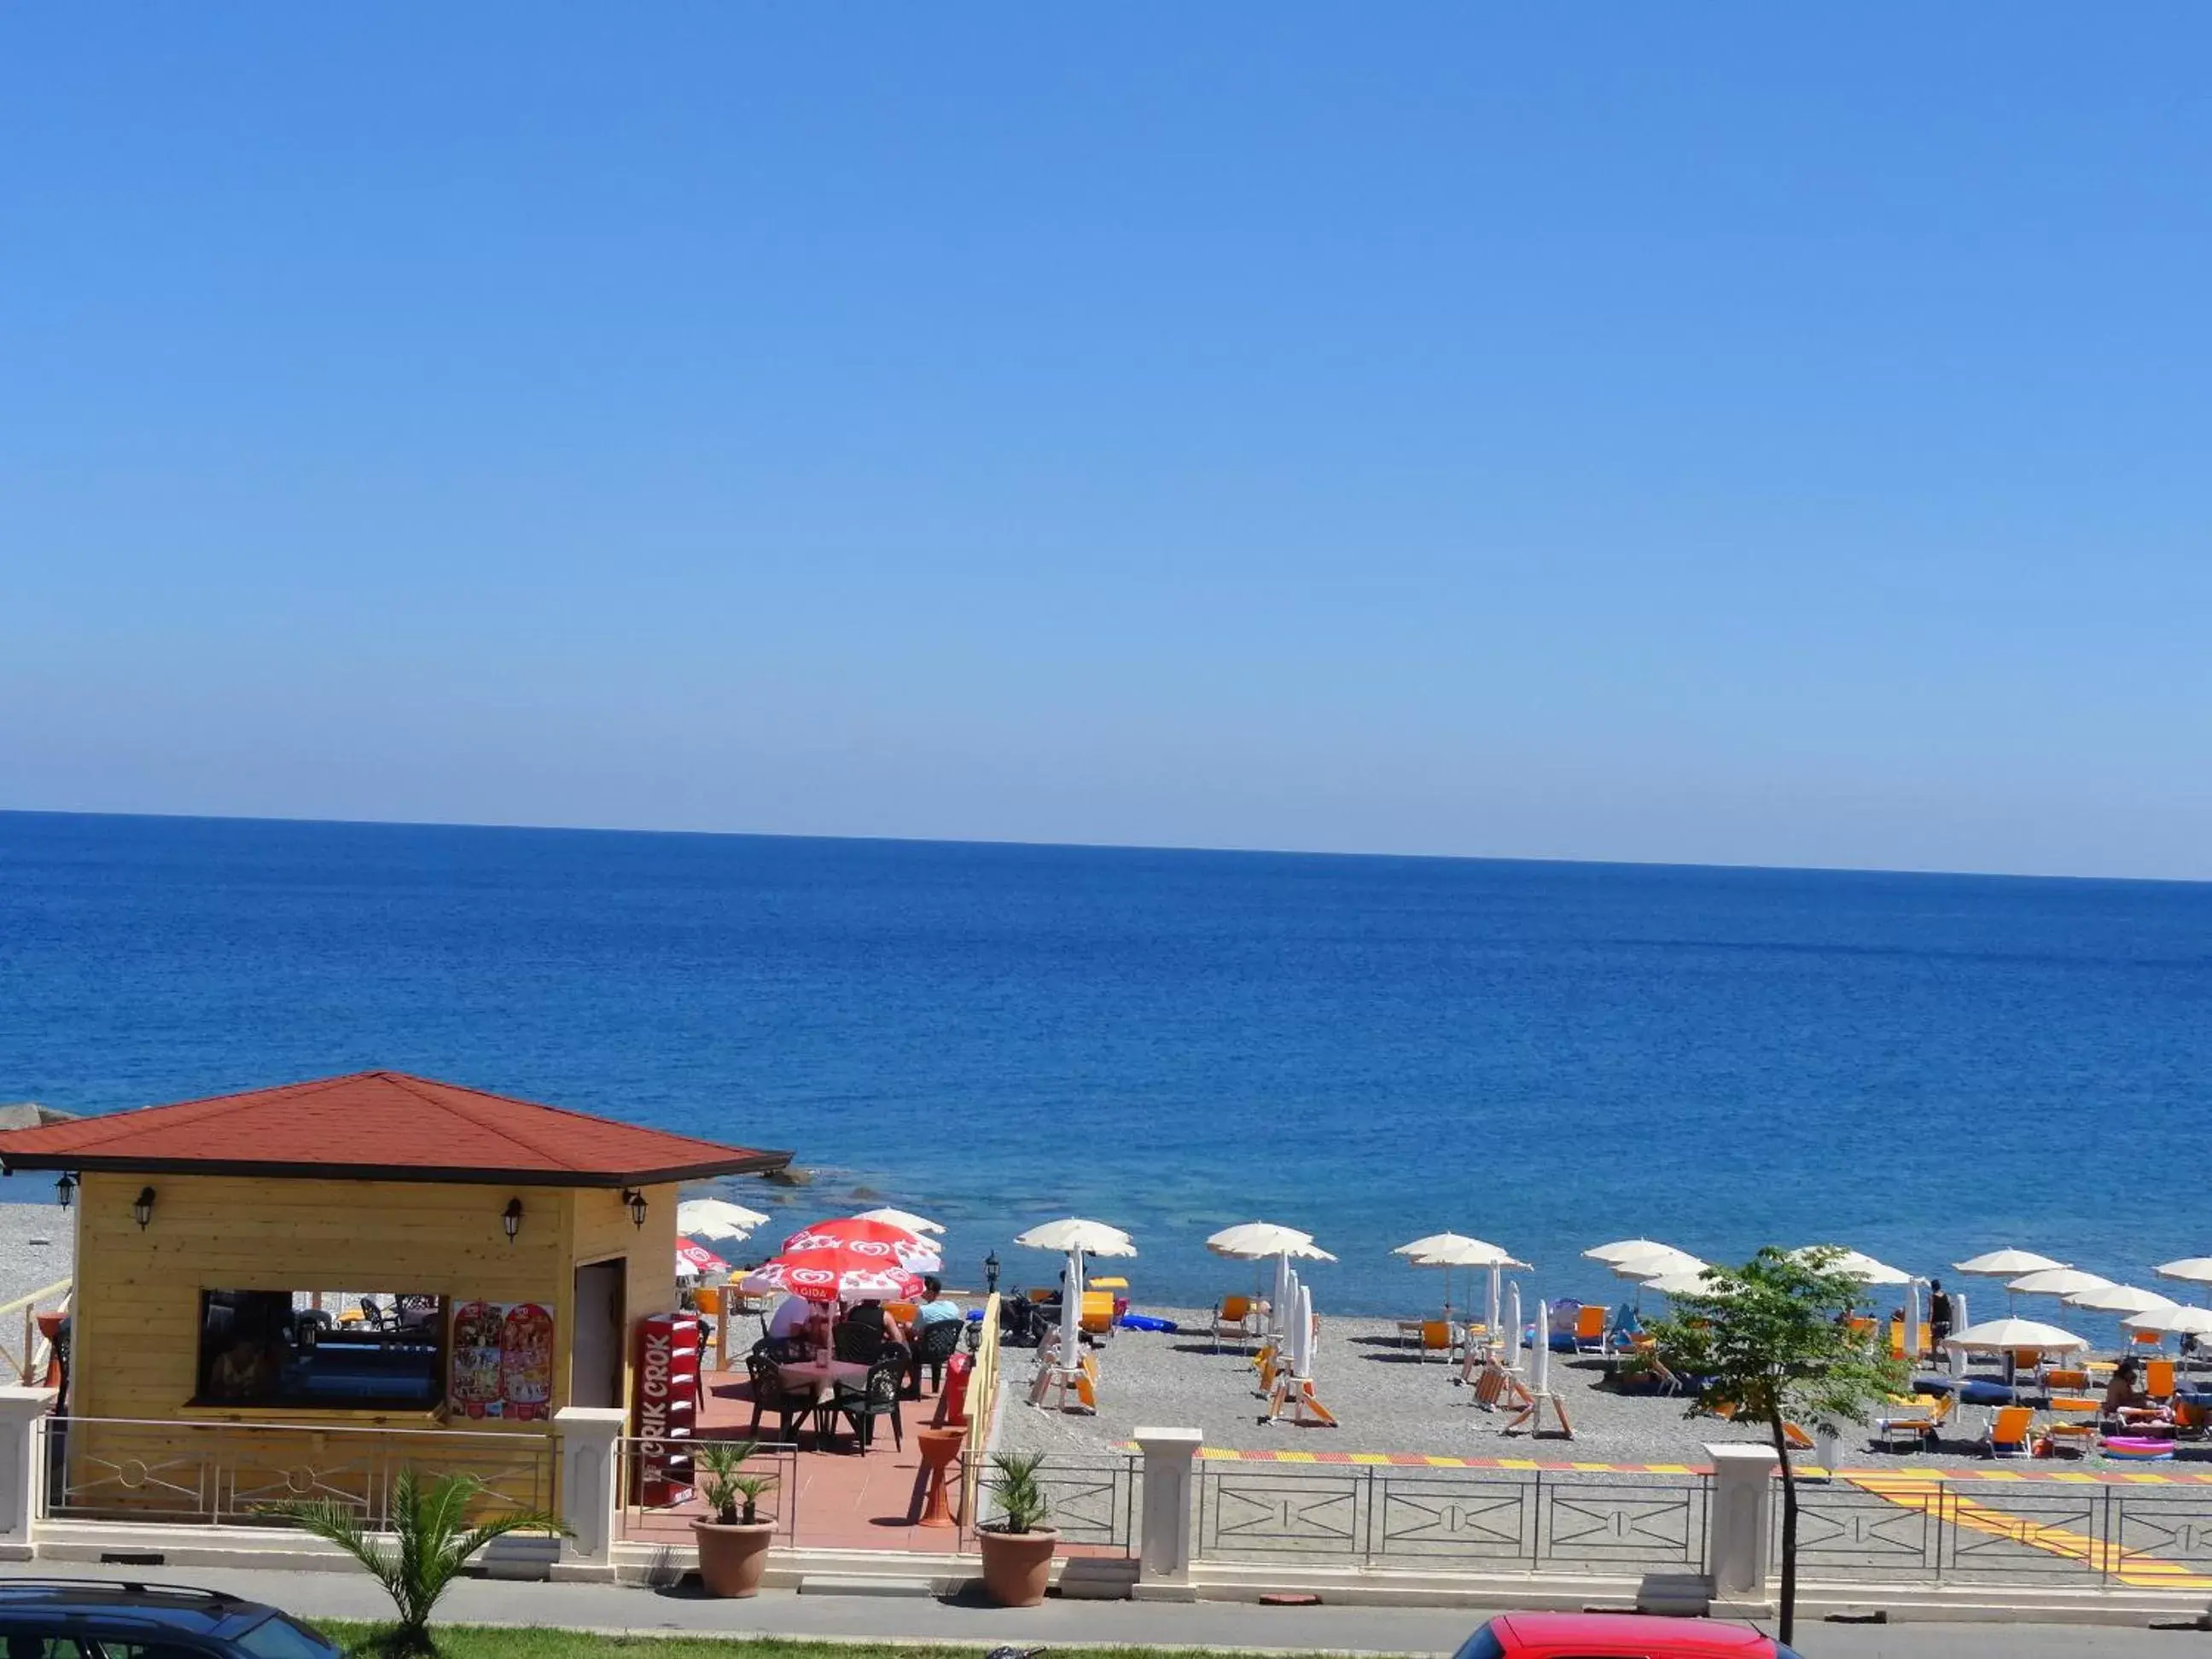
0,1198 -> 74,1306
992,1305 -> 2186,1472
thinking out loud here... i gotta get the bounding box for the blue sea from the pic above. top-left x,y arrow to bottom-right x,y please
3,811 -> 2209,1327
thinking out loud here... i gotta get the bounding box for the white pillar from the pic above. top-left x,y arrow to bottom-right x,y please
551,1405 -> 628,1581
1132,1425 -> 1203,1601
0,1386 -> 57,1561
1704,1442 -> 1778,1604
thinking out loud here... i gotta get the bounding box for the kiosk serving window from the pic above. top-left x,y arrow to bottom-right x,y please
195,1290 -> 446,1410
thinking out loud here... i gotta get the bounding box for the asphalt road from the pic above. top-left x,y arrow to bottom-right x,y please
27,1563 -> 2209,1656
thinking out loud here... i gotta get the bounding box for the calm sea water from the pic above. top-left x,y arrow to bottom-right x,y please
3,810 -> 2209,1324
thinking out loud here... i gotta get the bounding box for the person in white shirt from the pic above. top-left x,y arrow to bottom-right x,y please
766,1293 -> 814,1347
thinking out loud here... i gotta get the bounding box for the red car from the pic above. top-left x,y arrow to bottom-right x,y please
1455,1612 -> 1801,1659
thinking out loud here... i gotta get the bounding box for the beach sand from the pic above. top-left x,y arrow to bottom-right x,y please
991,1305 -> 2162,1472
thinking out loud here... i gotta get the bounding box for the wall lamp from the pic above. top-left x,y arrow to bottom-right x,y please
503,1197 -> 524,1243
624,1189 -> 648,1230
55,1173 -> 76,1210
132,1186 -> 156,1230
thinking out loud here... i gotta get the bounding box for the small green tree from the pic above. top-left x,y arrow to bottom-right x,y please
1647,1246 -> 1906,1647
695,1438 -> 777,1526
983,1449 -> 1051,1534
261,1466 -> 568,1655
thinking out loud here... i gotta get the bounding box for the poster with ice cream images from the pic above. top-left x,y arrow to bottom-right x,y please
448,1300 -> 555,1420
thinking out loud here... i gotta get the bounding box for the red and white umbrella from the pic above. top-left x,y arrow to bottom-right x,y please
676,1237 -> 730,1280
740,1246 -> 923,1305
782,1217 -> 942,1274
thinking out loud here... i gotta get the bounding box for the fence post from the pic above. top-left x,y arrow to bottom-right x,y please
551,1406 -> 627,1581
1703,1443 -> 1778,1610
1132,1426 -> 1203,1601
0,1387 -> 57,1560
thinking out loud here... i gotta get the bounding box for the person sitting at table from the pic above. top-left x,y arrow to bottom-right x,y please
764,1292 -> 815,1357
843,1296 -> 911,1353
913,1277 -> 963,1328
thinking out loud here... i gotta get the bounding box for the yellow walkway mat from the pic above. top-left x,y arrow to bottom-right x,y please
1850,1472 -> 2212,1590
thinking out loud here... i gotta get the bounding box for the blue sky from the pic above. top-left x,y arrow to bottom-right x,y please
5,7 -> 2208,878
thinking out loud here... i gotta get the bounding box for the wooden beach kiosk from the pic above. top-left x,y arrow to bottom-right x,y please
0,1071 -> 789,1527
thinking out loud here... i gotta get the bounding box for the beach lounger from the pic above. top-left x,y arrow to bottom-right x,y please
2046,1395 -> 2101,1454
1981,1404 -> 2035,1458
1572,1305 -> 1608,1354
1080,1289 -> 1117,1340
1417,1319 -> 1458,1363
1874,1394 -> 1953,1452
1473,1358 -> 1534,1413
1210,1295 -> 1265,1353
2147,1359 -> 2177,1401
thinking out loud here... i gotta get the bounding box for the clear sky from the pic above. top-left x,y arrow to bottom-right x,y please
5,7 -> 2208,879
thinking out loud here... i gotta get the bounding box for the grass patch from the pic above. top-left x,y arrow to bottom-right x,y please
317,1625 -> 1351,1659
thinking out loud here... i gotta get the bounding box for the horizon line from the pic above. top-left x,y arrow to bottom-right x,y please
3,804 -> 2203,891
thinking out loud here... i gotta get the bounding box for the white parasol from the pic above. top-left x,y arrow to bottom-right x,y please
2064,1284 -> 2180,1317
1610,1245 -> 1703,1282
1585,1237 -> 1688,1266
853,1206 -> 946,1236
2126,1306 -> 2212,1338
1395,1233 -> 1525,1324
2006,1268 -> 2113,1301
676,1197 -> 771,1241
1953,1248 -> 2067,1278
2155,1259 -> 2212,1303
1210,1221 -> 1331,1342
1208,1221 -> 1336,1260
1942,1316 -> 2088,1353
1954,1248 -> 2069,1312
1504,1282 -> 1523,1369
1793,1247 -> 1912,1287
1015,1217 -> 1137,1256
1644,1265 -> 1719,1298
1291,1284 -> 1315,1377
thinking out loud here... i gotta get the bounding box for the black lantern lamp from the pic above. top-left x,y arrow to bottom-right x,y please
983,1249 -> 1001,1294
55,1173 -> 76,1210
503,1197 -> 524,1243
625,1189 -> 648,1229
132,1186 -> 156,1230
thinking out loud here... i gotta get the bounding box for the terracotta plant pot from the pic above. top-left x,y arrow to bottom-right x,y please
693,1518 -> 777,1598
978,1524 -> 1058,1607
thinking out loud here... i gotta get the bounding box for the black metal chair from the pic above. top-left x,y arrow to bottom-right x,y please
830,1359 -> 905,1453
906,1318 -> 966,1399
831,1319 -> 887,1366
745,1353 -> 813,1441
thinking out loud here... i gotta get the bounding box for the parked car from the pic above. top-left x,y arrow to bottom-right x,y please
1454,1612 -> 1802,1659
0,1580 -> 342,1659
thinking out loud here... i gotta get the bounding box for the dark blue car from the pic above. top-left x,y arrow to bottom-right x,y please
0,1582 -> 341,1659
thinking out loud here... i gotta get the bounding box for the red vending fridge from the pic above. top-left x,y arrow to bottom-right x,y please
631,1312 -> 701,1506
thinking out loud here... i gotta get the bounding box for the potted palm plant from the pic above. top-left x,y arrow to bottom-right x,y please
691,1438 -> 779,1598
977,1449 -> 1057,1606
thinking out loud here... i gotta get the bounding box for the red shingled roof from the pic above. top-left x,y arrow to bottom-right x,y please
0,1071 -> 790,1187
